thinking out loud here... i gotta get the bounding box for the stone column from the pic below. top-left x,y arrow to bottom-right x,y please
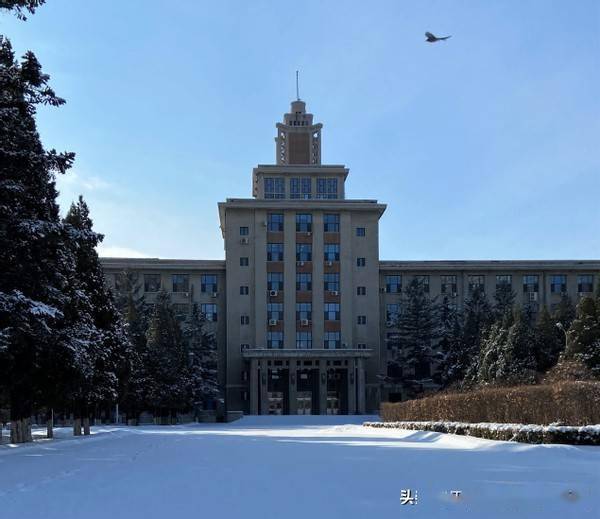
347,361 -> 357,415
249,358 -> 259,415
288,367 -> 298,415
319,362 -> 328,415
260,360 -> 269,415
357,357 -> 366,414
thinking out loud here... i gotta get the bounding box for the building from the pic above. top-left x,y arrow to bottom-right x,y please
101,99 -> 600,415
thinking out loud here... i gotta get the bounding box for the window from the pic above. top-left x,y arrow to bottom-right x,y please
550,275 -> 567,293
239,226 -> 249,236
357,286 -> 366,295
200,303 -> 218,322
356,227 -> 366,237
240,315 -> 250,325
324,243 -> 340,261
267,303 -> 283,321
296,243 -> 312,262
323,213 -> 340,232
356,257 -> 366,267
386,303 -> 400,322
267,331 -> 284,349
144,274 -> 161,293
468,275 -> 485,293
317,178 -> 338,199
522,275 -> 539,293
267,243 -> 284,261
415,275 -> 430,293
357,315 -> 367,325
296,331 -> 312,349
296,303 -> 312,321
172,274 -> 189,293
172,303 -> 190,321
441,275 -> 457,295
324,273 -> 340,292
267,213 -> 284,232
113,273 -> 128,292
240,257 -> 249,267
295,213 -> 312,232
200,274 -> 217,293
578,274 -> 594,293
385,275 -> 401,293
267,272 -> 283,291
296,273 -> 312,291
324,303 -> 340,321
290,177 -> 311,199
496,275 -> 512,291
265,177 -> 285,199
324,332 -> 341,349
240,285 -> 249,295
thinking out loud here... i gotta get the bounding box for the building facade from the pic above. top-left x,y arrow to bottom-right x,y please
101,99 -> 600,415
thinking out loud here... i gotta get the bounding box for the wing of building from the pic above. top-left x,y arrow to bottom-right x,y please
101,99 -> 600,415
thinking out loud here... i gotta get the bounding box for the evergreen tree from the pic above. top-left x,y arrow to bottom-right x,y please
533,305 -> 564,372
457,287 -> 493,385
113,271 -> 148,423
145,291 -> 193,422
493,282 -> 516,320
566,296 -> 600,377
0,31 -> 83,442
437,298 -> 464,387
184,304 -> 219,411
477,308 -> 537,385
394,278 -> 438,384
63,197 -> 131,433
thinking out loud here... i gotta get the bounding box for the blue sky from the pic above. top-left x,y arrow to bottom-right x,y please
2,0 -> 599,260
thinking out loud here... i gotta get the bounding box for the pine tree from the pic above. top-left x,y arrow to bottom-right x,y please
533,305 -> 564,372
184,304 -> 219,412
553,293 -> 576,330
566,297 -> 600,377
477,308 -> 537,385
493,283 -> 516,320
63,197 -> 131,433
0,33 -> 82,442
113,271 -> 148,423
394,278 -> 438,388
145,291 -> 193,422
458,287 -> 493,385
437,298 -> 464,387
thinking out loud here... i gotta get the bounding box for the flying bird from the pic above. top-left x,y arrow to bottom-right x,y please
425,32 -> 451,43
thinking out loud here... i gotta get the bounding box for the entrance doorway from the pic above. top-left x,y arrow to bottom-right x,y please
297,368 -> 319,414
268,368 -> 289,415
327,368 -> 348,415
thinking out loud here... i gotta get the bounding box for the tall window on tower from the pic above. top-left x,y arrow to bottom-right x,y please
290,178 -> 311,199
288,133 -> 310,164
317,178 -> 338,199
265,177 -> 285,199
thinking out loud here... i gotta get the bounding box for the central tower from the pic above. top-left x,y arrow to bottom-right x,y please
276,99 -> 322,165
219,98 -> 386,415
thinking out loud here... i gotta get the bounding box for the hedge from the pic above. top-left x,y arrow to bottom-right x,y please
380,382 -> 600,426
363,420 -> 600,445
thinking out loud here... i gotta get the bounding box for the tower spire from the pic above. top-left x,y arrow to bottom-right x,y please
296,70 -> 300,101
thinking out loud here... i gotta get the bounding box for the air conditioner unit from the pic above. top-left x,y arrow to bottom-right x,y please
240,237 -> 249,244
268,319 -> 278,326
326,261 -> 333,267
529,292 -> 539,302
182,292 -> 190,297
269,290 -> 278,297
297,261 -> 305,267
300,319 -> 309,326
211,292 -> 218,298
380,287 -> 386,293
452,292 -> 458,298
306,231 -> 312,237
330,290 -> 339,296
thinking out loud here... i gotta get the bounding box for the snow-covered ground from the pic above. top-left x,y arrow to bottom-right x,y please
1,416 -> 598,518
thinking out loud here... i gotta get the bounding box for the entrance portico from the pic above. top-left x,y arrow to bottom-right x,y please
243,349 -> 371,415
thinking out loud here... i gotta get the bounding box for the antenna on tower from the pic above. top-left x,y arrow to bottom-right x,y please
296,70 -> 300,100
